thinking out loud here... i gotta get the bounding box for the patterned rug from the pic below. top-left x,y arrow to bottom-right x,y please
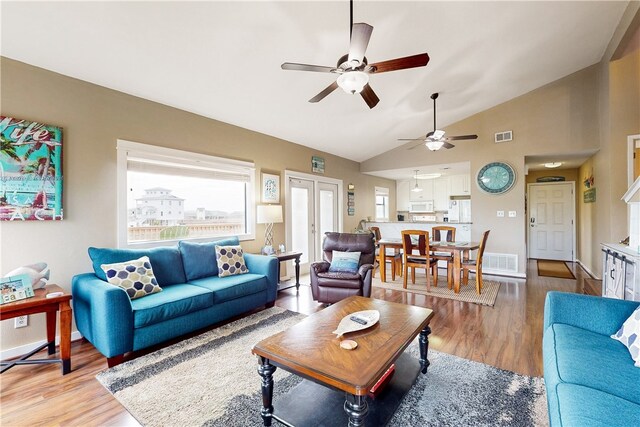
97,307 -> 547,426
536,260 -> 576,279
373,274 -> 501,306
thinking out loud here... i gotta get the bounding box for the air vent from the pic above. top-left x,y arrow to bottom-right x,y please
480,252 -> 518,275
494,130 -> 513,143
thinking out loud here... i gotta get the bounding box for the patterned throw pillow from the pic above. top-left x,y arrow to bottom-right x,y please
329,251 -> 361,274
611,306 -> 640,367
100,256 -> 162,300
215,245 -> 249,277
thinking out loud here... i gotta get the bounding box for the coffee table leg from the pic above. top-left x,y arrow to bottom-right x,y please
419,326 -> 431,374
295,256 -> 300,291
344,394 -> 368,427
258,357 -> 276,426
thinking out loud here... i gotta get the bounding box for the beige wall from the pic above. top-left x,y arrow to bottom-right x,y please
578,156 -> 597,272
362,65 -> 602,276
0,58 -> 395,351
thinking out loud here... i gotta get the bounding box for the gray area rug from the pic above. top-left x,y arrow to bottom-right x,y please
97,307 -> 548,427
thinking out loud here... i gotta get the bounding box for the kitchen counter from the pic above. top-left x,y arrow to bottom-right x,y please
366,221 -> 473,225
365,221 -> 472,242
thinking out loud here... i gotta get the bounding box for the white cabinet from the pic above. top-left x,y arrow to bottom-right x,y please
396,180 -> 410,211
433,177 -> 450,211
450,174 -> 471,195
410,179 -> 433,201
601,244 -> 640,301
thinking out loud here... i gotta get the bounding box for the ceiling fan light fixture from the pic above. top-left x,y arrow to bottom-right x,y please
544,162 -> 563,168
337,71 -> 369,94
425,140 -> 444,151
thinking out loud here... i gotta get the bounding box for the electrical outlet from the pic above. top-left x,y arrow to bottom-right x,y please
508,211 -> 517,218
497,210 -> 505,217
14,315 -> 28,328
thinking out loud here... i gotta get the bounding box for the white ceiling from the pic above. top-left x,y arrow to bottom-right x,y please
365,161 -> 470,181
0,1 -> 628,162
525,150 -> 599,172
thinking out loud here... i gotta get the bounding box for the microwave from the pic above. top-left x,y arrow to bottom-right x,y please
409,200 -> 434,212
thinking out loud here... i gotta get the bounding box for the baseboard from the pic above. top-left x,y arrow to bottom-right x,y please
576,258 -> 600,280
1,331 -> 83,361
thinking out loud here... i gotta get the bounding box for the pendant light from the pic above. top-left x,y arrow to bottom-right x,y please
411,170 -> 423,192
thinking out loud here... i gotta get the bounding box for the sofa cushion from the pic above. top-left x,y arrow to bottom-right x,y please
179,237 -> 239,281
101,256 -> 162,300
215,245 -> 249,277
611,305 -> 640,367
554,383 -> 640,427
89,246 -> 186,286
130,283 -> 213,329
189,274 -> 267,304
544,323 -> 640,405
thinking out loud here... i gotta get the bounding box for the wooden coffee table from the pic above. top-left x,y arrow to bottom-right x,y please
252,296 -> 434,426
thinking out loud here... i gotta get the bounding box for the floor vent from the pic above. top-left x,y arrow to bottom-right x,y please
494,130 -> 513,143
482,252 -> 518,275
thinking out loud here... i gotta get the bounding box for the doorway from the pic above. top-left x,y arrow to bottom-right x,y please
527,182 -> 575,261
285,171 -> 342,274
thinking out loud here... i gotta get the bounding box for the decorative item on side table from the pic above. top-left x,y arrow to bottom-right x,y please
261,172 -> 280,203
0,275 -> 35,304
4,262 -> 50,289
0,116 -> 64,221
257,204 -> 283,255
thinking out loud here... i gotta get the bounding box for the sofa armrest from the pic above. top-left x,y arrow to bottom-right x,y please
543,291 -> 639,336
358,263 -> 374,279
72,273 -> 134,358
244,254 -> 279,302
311,261 -> 330,275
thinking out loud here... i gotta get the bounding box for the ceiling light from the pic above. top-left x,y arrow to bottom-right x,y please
425,140 -> 444,151
411,170 -> 423,192
337,71 -> 369,94
416,173 -> 442,180
544,162 -> 562,168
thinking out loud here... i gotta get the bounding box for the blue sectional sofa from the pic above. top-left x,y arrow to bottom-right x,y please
543,292 -> 640,427
72,237 -> 278,366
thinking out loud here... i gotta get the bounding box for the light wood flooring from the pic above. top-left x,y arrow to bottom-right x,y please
0,260 -> 593,426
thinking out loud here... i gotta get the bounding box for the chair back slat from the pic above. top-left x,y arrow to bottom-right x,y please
369,226 -> 382,244
432,226 -> 456,242
401,230 -> 430,258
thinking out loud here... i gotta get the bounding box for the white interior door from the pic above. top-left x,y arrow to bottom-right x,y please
317,182 -> 339,259
289,178 -> 315,272
528,182 -> 575,261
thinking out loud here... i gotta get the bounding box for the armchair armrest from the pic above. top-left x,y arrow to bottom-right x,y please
71,273 -> 134,358
311,261 -> 330,275
244,254 -> 279,302
543,291 -> 639,336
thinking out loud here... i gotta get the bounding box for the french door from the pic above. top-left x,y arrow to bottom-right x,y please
527,182 -> 575,261
317,182 -> 339,259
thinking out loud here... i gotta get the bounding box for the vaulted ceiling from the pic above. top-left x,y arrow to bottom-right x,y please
1,1 -> 628,162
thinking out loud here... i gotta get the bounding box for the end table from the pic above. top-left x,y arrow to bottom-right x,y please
271,251 -> 302,290
0,284 -> 72,375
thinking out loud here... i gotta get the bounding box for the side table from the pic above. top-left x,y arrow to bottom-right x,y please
271,251 -> 303,291
0,284 -> 72,375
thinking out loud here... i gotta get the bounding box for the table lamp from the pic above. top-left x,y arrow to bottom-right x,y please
257,205 -> 283,254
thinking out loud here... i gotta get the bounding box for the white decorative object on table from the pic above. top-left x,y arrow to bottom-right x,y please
332,310 -> 380,337
4,262 -> 50,289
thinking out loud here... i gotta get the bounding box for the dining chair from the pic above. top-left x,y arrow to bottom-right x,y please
460,230 -> 491,294
401,230 -> 438,291
370,226 -> 402,280
431,226 -> 456,289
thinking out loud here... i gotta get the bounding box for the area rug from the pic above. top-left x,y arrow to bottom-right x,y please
373,274 -> 501,307
537,260 -> 576,279
97,307 -> 547,426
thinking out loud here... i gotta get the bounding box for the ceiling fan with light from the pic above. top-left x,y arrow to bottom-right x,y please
281,0 -> 430,109
401,93 -> 478,150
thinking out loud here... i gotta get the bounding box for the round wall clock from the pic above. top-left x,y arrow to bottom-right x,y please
476,162 -> 516,194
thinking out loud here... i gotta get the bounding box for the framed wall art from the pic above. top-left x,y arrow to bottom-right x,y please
0,116 -> 63,221
261,172 -> 280,203
312,156 -> 325,174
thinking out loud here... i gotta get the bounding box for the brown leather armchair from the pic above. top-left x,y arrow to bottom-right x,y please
310,232 -> 376,304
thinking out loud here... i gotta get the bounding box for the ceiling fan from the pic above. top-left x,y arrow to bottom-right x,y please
281,0 -> 430,109
401,93 -> 478,150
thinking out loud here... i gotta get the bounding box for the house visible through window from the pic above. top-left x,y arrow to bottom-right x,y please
375,186 -> 390,221
117,140 -> 255,246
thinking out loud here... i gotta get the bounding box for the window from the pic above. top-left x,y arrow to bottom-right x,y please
375,187 -> 390,221
117,140 -> 255,247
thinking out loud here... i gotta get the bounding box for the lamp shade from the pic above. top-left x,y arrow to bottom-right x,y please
257,205 -> 283,224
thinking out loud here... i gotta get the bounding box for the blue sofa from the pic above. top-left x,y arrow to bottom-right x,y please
543,292 -> 640,427
72,237 -> 278,366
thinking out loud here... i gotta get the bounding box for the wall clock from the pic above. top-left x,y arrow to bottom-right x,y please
476,162 -> 516,194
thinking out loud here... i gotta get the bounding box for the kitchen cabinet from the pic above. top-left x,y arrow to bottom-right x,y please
433,177 -> 450,211
450,174 -> 471,195
396,180 -> 410,211
601,243 -> 640,301
409,179 -> 434,201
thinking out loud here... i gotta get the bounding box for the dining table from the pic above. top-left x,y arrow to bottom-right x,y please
377,238 -> 481,294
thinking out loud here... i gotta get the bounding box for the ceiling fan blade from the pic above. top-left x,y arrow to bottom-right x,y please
426,131 -> 434,138
444,134 -> 478,141
360,83 -> 380,109
408,141 -> 427,150
348,23 -> 374,65
442,142 -> 455,149
308,81 -> 339,103
368,53 -> 430,74
282,62 -> 338,73
398,138 -> 425,141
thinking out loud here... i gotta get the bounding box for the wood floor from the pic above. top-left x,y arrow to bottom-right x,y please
0,260 -> 593,426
